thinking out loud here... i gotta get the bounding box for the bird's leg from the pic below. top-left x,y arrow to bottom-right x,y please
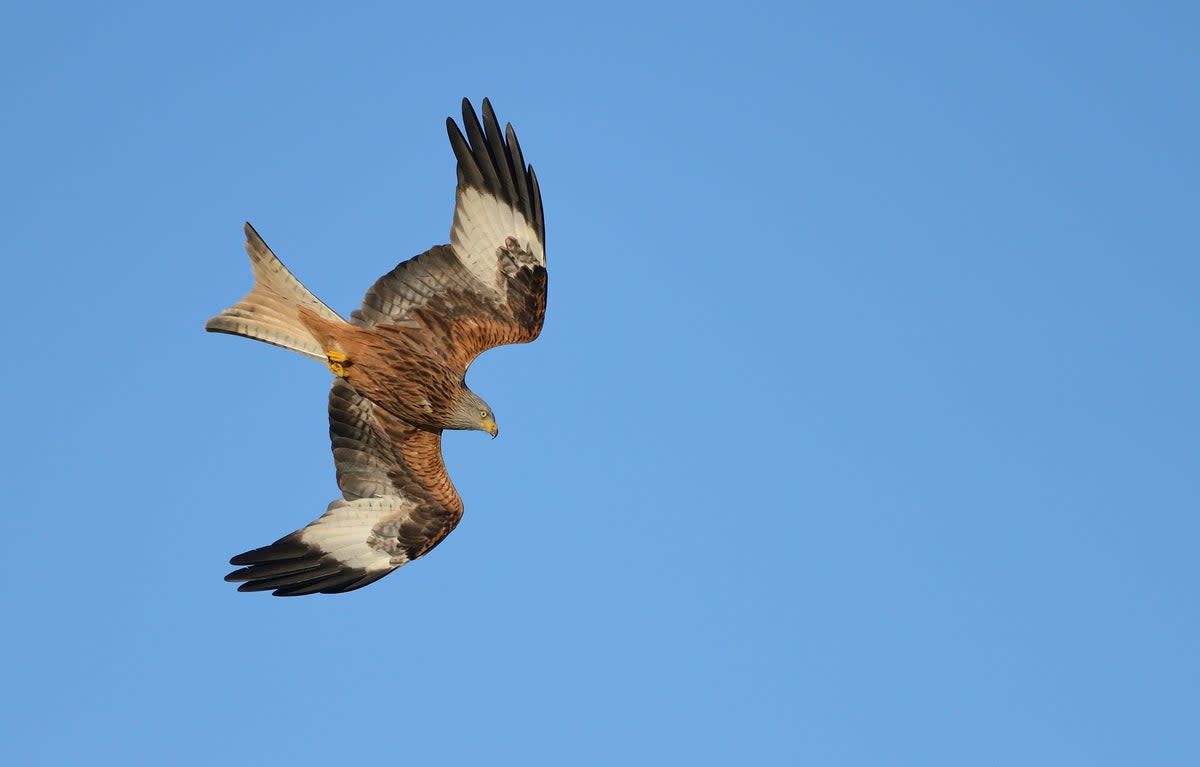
326,350 -> 351,378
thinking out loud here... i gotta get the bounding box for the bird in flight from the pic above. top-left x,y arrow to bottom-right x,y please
206,98 -> 546,596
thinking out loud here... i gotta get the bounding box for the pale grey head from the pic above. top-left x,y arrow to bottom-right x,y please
448,388 -> 498,437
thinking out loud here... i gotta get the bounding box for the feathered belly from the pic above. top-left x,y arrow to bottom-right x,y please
333,323 -> 461,430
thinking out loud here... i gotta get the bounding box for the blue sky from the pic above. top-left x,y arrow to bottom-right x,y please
2,2 -> 1197,764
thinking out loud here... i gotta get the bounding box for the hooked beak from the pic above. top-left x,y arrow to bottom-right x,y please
485,420 -> 499,439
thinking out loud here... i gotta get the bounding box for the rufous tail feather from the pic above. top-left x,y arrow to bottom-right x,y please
206,222 -> 346,360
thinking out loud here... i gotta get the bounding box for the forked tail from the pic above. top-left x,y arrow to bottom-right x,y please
206,223 -> 346,360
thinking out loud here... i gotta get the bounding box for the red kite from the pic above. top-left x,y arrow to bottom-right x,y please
206,98 -> 545,595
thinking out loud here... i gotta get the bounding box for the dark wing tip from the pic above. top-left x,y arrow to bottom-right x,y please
272,569 -> 391,597
446,115 -> 484,189
528,165 -> 544,242
481,99 -> 518,203
448,97 -> 544,245
226,535 -> 378,597
228,538 -> 309,566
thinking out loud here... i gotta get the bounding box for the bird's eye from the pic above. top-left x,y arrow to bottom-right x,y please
480,409 -> 488,418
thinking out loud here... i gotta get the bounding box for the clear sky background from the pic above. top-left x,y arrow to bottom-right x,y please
2,2 -> 1197,765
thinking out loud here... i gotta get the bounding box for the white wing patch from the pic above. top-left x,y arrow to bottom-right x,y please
451,186 -> 544,290
298,496 -> 416,571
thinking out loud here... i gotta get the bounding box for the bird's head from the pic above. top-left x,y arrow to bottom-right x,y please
453,389 -> 499,438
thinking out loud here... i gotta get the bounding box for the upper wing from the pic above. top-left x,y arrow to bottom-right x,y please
224,379 -> 463,596
350,98 -> 547,370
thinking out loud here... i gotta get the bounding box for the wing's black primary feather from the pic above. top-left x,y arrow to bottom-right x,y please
451,97 -> 545,247
481,99 -> 520,209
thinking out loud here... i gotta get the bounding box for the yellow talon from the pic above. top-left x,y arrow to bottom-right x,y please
326,350 -> 350,378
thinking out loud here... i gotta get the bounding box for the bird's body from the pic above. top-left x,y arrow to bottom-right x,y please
205,99 -> 545,596
300,300 -> 472,433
